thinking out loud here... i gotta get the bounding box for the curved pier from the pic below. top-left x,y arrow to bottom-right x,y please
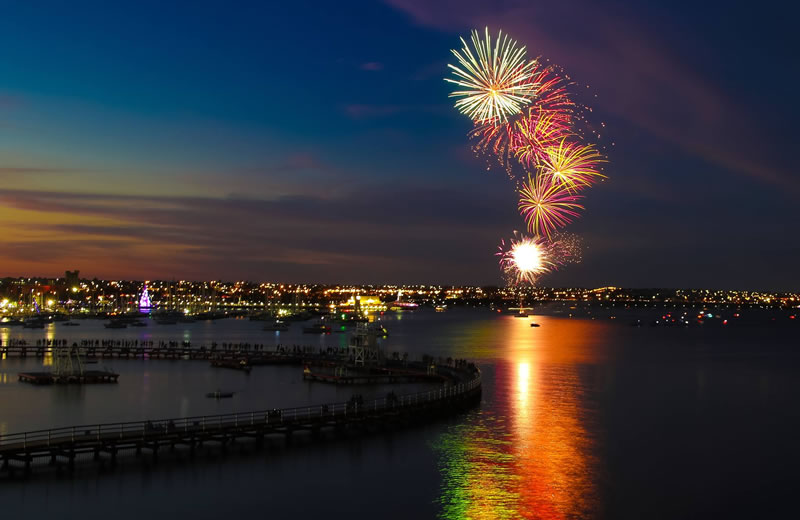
0,365 -> 482,479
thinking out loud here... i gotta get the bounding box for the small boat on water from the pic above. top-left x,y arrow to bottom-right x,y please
366,322 -> 389,337
263,320 -> 289,332
130,321 -> 147,327
23,318 -> 47,329
302,321 -> 332,334
153,312 -> 181,325
0,318 -> 24,327
530,322 -> 540,327
211,359 -> 252,373
104,321 -> 128,329
206,390 -> 235,399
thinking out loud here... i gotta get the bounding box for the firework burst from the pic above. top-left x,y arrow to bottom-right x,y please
469,61 -> 576,176
513,110 -> 572,166
445,28 -> 539,123
497,233 -> 557,285
534,139 -> 607,190
444,28 -> 607,288
518,174 -> 584,238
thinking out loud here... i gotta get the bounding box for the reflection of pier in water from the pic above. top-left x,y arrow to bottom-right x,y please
436,315 -> 602,519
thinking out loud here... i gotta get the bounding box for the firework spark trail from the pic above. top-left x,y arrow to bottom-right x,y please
533,139 -> 607,191
518,174 -> 584,238
513,110 -> 572,165
445,28 -> 540,123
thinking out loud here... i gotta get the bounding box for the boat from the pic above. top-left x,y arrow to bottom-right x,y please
389,290 -> 419,311
530,322 -> 540,327
211,359 -> 252,373
104,321 -> 128,329
0,318 -> 23,327
302,320 -> 332,334
390,301 -> 418,311
283,311 -> 313,322
434,305 -> 447,312
153,311 -> 182,325
263,320 -> 289,332
366,322 -> 389,337
206,390 -> 235,399
23,318 -> 46,329
130,321 -> 147,327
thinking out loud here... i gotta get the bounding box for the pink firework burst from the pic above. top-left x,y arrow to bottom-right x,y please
518,174 -> 584,238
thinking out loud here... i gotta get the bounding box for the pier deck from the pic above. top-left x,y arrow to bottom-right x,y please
17,371 -> 119,385
0,365 -> 481,478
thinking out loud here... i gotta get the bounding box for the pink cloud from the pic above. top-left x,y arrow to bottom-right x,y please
0,93 -> 23,109
360,61 -> 384,71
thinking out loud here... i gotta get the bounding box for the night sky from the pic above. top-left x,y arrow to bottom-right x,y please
1,0 -> 798,290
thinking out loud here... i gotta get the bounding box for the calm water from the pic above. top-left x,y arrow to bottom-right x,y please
2,308 -> 799,519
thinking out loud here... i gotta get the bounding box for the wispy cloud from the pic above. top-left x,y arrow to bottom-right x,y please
0,92 -> 24,109
360,61 -> 384,71
0,185 -> 513,283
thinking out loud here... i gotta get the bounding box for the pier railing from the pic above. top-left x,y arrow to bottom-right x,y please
0,368 -> 481,451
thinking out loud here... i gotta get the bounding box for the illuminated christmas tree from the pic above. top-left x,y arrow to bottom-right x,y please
139,284 -> 152,311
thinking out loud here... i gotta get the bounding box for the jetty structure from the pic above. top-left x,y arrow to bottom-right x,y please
1,321 -> 481,478
301,323 -> 441,384
0,362 -> 481,478
17,343 -> 119,385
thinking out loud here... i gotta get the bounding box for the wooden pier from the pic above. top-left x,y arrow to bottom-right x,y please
18,370 -> 119,385
1,344 -> 350,364
302,364 -> 446,385
0,365 -> 481,479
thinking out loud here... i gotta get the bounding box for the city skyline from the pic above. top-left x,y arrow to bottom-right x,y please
2,272 -> 798,306
2,1 -> 799,290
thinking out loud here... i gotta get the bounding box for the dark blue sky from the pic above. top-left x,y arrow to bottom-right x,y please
0,0 -> 798,290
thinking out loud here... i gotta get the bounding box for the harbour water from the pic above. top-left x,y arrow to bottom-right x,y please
2,308 -> 798,518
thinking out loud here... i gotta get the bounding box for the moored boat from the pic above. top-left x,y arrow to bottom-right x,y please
104,321 -> 128,329
0,318 -> 24,327
211,359 -> 252,373
263,320 -> 289,331
302,320 -> 332,334
23,317 -> 47,329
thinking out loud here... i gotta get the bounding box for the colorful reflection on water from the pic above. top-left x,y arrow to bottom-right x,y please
436,315 -> 605,519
